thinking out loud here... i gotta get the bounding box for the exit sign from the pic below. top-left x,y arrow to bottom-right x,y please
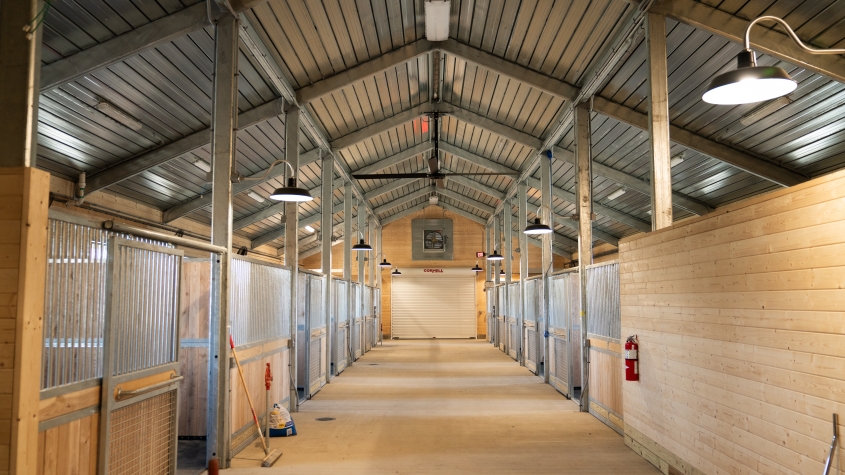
476,251 -> 485,258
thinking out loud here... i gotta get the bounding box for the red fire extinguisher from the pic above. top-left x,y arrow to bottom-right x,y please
625,335 -> 639,381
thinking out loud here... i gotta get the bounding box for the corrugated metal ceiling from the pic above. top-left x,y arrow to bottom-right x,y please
34,0 -> 845,252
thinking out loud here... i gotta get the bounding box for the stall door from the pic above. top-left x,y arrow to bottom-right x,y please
98,238 -> 184,475
391,269 -> 476,339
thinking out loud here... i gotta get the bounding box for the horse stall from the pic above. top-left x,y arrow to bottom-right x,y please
350,282 -> 362,360
36,210 -> 213,475
295,271 -> 327,400
507,282 -> 520,361
228,256 -> 291,458
548,270 -> 579,398
585,262 -> 623,434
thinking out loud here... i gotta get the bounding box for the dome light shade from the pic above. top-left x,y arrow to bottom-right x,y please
702,51 -> 796,105
471,262 -> 482,272
270,177 -> 314,202
352,239 -> 372,251
487,250 -> 504,261
523,218 -> 553,235
379,258 -> 392,268
391,268 -> 401,276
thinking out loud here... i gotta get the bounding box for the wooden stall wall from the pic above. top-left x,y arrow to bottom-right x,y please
620,170 -> 845,475
588,336 -> 623,434
179,259 -> 210,437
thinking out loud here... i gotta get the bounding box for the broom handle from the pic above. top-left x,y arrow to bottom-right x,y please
230,335 -> 269,453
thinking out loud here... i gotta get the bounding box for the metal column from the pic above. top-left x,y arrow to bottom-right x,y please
517,183 -> 528,366
284,105 -> 300,411
575,104 -> 593,412
504,202 -> 513,284
208,12 -> 238,466
321,151 -> 333,382
343,182 -> 353,365
485,224 -> 492,283
647,12 -> 673,230
493,215 -> 501,286
368,214 -> 375,287
540,151 -> 553,384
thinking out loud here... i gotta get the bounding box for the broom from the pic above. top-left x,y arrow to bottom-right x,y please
230,335 -> 282,468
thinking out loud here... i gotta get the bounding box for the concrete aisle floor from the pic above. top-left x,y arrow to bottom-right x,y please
228,340 -> 660,474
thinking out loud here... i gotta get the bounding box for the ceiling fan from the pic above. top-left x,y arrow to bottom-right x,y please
351,113 -> 520,189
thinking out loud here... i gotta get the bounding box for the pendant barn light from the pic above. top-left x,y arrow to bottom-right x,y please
391,268 -> 402,276
523,205 -> 553,235
237,159 -> 312,202
486,249 -> 504,261
703,16 -> 845,105
352,232 -> 372,252
500,269 -> 505,276
471,262 -> 483,272
373,252 -> 391,269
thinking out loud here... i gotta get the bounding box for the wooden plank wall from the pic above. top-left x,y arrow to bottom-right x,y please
588,337 -> 623,433
36,413 -> 98,475
619,170 -> 845,475
178,260 -> 210,436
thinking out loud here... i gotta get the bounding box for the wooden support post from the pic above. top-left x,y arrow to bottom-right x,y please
647,12 -> 673,230
321,152 -> 333,380
575,103 -> 593,412
517,183 -> 528,366
284,105 -> 300,411
540,151 -> 553,384
208,13 -> 238,465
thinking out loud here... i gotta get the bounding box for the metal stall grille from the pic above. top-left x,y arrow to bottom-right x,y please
524,278 -> 541,373
230,257 -> 291,346
486,290 -> 494,343
99,238 -> 183,475
350,283 -> 361,359
549,272 -> 578,396
586,262 -> 621,340
334,280 -> 349,373
108,390 -> 177,475
42,216 -> 171,391
363,286 -> 373,352
508,282 -> 520,360
308,274 -> 326,396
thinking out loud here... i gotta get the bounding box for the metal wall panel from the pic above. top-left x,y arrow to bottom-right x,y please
586,262 -> 621,340
230,258 -> 291,347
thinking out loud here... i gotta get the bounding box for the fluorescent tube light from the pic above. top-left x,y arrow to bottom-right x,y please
247,191 -> 266,203
607,189 -> 626,200
193,159 -> 212,173
425,1 -> 450,41
96,102 -> 143,131
670,152 -> 685,168
304,225 -> 315,233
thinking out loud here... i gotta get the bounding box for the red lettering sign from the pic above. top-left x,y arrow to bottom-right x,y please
423,268 -> 444,273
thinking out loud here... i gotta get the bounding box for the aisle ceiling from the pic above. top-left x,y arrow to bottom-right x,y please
37,0 -> 845,257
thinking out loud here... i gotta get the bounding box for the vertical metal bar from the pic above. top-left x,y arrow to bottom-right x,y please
575,104 -> 593,412
321,152 -> 334,380
540,152 -> 553,384
518,183 -> 527,366
493,215 -> 501,286
284,105 -> 301,411
647,12 -> 673,230
208,12 -> 238,467
98,238 -> 118,473
504,201 -> 512,284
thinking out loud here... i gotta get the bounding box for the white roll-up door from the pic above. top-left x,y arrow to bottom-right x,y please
391,268 -> 476,338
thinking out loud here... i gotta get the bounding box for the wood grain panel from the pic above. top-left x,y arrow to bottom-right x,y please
620,169 -> 845,475
229,348 -> 288,439
178,260 -> 210,436
36,412 -> 98,475
588,344 -> 623,417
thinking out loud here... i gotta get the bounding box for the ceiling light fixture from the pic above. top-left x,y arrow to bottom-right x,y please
607,188 -> 627,201
193,159 -> 212,173
391,267 -> 402,276
247,191 -> 266,203
379,258 -> 392,269
523,205 -> 553,235
486,249 -> 504,261
304,225 -> 315,233
703,16 -> 844,105
424,1 -> 450,42
670,152 -> 685,168
352,232 -> 372,252
471,261 -> 482,272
